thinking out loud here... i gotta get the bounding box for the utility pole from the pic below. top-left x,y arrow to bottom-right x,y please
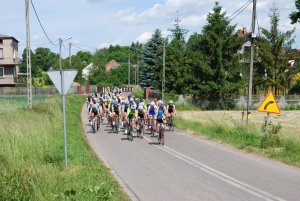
69,42 -> 72,68
162,40 -> 166,101
246,0 -> 257,124
59,38 -> 62,70
128,55 -> 130,85
25,0 -> 32,109
135,64 -> 137,86
137,56 -> 139,85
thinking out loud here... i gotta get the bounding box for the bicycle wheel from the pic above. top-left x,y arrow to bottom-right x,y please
92,119 -> 96,133
161,127 -> 165,145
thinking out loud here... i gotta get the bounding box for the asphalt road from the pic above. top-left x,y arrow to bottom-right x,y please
81,106 -> 300,201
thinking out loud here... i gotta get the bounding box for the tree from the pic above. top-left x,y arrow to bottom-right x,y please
165,17 -> 188,94
257,5 -> 296,95
140,29 -> 165,89
290,0 -> 300,24
186,2 -> 244,108
33,47 -> 58,72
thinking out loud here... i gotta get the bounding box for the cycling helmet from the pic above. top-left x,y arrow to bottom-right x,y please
140,102 -> 145,107
129,97 -> 134,102
113,100 -> 118,105
150,102 -> 155,106
138,105 -> 143,110
131,105 -> 136,110
158,100 -> 163,104
169,100 -> 174,104
158,110 -> 164,116
125,101 -> 129,105
92,98 -> 97,104
140,98 -> 144,102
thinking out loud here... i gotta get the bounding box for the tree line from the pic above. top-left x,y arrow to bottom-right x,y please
20,2 -> 300,107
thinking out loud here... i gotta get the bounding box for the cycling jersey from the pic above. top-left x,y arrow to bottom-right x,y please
148,105 -> 157,116
138,108 -> 146,119
127,109 -> 137,120
90,104 -> 99,115
168,105 -> 174,113
157,109 -> 164,124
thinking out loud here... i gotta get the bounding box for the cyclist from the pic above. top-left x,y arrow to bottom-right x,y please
148,101 -> 157,131
110,100 -> 121,131
126,105 -> 137,134
156,103 -> 166,136
137,105 -> 146,138
89,98 -> 100,129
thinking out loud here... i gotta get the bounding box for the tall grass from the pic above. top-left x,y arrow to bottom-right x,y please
175,117 -> 300,167
0,95 -> 129,201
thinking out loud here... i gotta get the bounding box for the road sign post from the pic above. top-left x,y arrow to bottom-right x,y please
257,91 -> 280,135
47,69 -> 77,171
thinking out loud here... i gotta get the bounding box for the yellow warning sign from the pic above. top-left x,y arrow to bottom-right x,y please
257,91 -> 280,114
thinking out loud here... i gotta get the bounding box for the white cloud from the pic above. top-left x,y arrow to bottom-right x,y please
98,38 -> 123,48
118,0 -> 208,24
32,33 -> 45,41
135,32 -> 153,44
181,14 -> 207,27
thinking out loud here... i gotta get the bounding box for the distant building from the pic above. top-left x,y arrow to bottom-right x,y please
237,27 -> 251,64
0,34 -> 20,86
82,63 -> 94,80
105,60 -> 121,71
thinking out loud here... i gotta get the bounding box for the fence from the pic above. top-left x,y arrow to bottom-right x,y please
0,85 -> 133,96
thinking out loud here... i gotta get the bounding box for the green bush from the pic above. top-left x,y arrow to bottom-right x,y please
131,86 -> 144,98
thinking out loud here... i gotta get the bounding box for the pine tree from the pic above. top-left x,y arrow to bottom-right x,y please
140,29 -> 164,88
186,2 -> 244,108
165,16 -> 188,94
257,5 -> 296,95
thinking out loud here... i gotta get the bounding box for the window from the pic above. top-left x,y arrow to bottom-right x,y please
0,48 -> 3,59
0,67 -> 4,78
0,39 -> 3,44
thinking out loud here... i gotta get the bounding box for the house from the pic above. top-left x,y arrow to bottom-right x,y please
105,60 -> 121,71
237,27 -> 251,64
82,63 -> 94,80
0,34 -> 20,86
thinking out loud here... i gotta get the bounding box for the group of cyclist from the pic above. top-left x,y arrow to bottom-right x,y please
86,92 -> 176,141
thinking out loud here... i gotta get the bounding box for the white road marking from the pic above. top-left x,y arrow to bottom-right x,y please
143,136 -> 287,201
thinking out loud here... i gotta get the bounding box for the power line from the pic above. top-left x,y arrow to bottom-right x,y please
30,0 -> 57,46
76,43 -> 98,50
72,44 -> 89,52
229,0 -> 252,21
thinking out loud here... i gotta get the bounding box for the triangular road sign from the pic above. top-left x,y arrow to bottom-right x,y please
47,70 -> 77,95
257,91 -> 280,114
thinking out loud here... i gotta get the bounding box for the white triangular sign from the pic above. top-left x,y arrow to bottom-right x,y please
47,70 -> 77,95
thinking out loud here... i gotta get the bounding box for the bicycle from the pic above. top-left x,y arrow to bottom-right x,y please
90,117 -> 97,134
168,114 -> 175,132
136,118 -> 144,139
157,123 -> 165,145
127,118 -> 134,141
112,115 -> 119,134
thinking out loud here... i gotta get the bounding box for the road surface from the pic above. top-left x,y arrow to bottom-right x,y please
82,106 -> 300,201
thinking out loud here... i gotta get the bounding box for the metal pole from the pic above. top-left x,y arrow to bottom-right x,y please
59,38 -> 62,70
265,112 -> 269,134
128,55 -> 130,85
135,64 -> 137,86
61,70 -> 68,170
246,0 -> 257,124
162,40 -> 166,101
137,56 -> 139,85
25,0 -> 32,109
69,42 -> 72,68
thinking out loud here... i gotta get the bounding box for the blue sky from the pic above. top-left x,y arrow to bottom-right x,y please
1,0 -> 299,58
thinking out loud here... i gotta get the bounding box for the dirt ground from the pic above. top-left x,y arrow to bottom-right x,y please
178,110 -> 300,141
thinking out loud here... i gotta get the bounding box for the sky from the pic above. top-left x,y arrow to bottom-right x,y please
0,0 -> 299,58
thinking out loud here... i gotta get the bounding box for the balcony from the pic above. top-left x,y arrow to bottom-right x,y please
0,58 -> 20,65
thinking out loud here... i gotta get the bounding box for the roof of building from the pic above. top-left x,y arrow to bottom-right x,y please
105,60 -> 121,71
0,34 -> 19,42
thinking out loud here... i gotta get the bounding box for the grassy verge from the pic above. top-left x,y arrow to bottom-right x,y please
175,103 -> 199,111
0,95 -> 130,201
175,117 -> 300,167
